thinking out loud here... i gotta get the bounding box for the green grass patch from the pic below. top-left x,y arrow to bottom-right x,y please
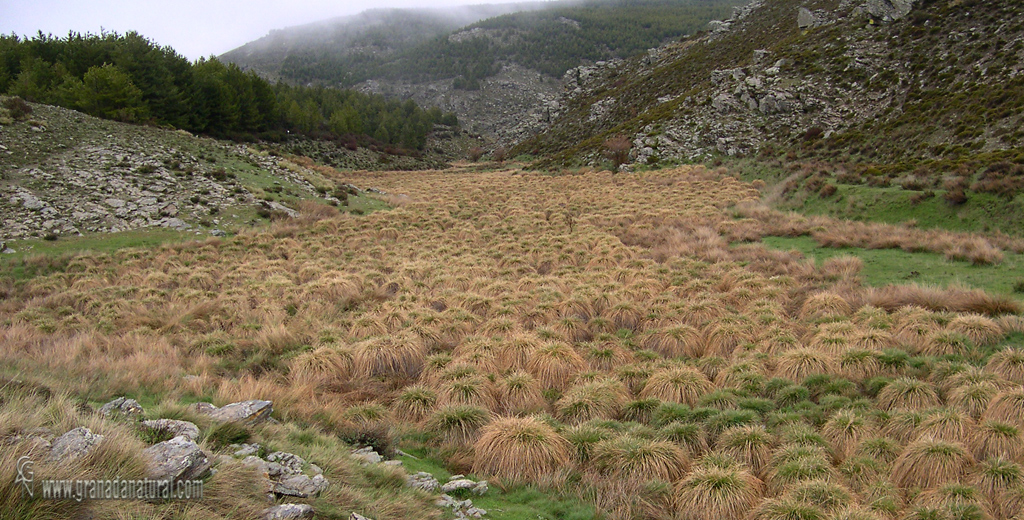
785,184 -> 1024,236
396,447 -> 601,520
759,235 -> 1024,296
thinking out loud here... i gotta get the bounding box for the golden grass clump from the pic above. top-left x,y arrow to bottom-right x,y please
591,434 -> 690,482
716,425 -> 777,476
555,378 -> 629,424
986,348 -> 1024,386
526,342 -> 587,392
969,457 -> 1024,508
917,408 -> 977,445
948,314 -> 1004,347
949,382 -> 1001,420
639,365 -> 714,406
354,335 -> 426,380
876,377 -> 941,412
641,324 -> 703,358
775,348 -> 838,381
429,405 -> 492,446
982,389 -> 1024,428
288,345 -> 354,389
891,437 -> 975,490
969,421 -> 1024,462
675,463 -> 765,520
392,385 -> 438,423
496,370 -> 546,416
471,415 -> 572,485
800,292 -> 852,321
822,410 -> 878,463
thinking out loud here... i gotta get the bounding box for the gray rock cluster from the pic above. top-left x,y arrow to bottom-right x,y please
441,475 -> 489,495
436,493 -> 488,519
406,471 -> 440,492
241,450 -> 329,498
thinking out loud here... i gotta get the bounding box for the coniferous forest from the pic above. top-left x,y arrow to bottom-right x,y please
0,31 -> 457,149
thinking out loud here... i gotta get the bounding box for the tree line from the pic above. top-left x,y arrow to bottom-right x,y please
0,31 -> 457,149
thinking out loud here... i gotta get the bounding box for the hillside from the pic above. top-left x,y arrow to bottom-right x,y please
0,100 -> 460,243
517,0 -> 1024,172
221,0 -> 746,142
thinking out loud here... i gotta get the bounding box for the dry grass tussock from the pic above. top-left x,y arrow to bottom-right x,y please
2,165 -> 1024,519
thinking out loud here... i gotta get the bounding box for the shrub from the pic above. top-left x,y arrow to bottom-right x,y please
604,135 -> 632,170
819,183 -> 838,197
3,96 -> 32,121
472,415 -> 571,485
944,187 -> 968,205
334,419 -> 395,458
467,146 -> 484,162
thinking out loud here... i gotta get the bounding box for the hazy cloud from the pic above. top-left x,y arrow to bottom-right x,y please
0,0 -> 517,60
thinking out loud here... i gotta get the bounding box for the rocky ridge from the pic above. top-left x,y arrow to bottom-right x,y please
518,0 -> 1024,168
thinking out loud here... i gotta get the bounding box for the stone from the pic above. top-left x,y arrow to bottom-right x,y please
261,504 -> 315,520
142,435 -> 211,481
210,229 -> 227,237
99,397 -> 144,418
200,400 -> 273,425
274,473 -> 329,498
232,443 -> 261,457
441,479 -> 479,493
864,0 -> 918,21
350,514 -> 373,520
798,7 -> 823,29
406,471 -> 440,492
192,402 -> 217,414
383,460 -> 403,467
47,427 -> 103,463
141,419 -> 200,441
351,446 -> 383,465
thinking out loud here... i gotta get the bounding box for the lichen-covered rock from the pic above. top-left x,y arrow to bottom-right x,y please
47,427 -> 103,463
199,400 -> 273,425
141,419 -> 200,441
274,474 -> 329,498
261,504 -> 314,520
350,446 -> 382,465
99,397 -> 144,418
142,435 -> 210,481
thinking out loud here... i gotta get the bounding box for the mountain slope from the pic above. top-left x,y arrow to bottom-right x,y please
221,0 -> 747,142
516,0 -> 1024,172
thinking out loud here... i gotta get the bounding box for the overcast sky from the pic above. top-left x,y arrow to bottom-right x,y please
0,0 -> 510,61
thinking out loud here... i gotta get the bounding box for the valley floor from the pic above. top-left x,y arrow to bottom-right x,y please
3,164 -> 1024,520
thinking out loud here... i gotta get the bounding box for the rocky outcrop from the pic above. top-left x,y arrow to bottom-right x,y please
142,435 -> 211,481
356,63 -> 563,146
47,427 -> 103,463
197,400 -> 274,425
241,449 -> 329,498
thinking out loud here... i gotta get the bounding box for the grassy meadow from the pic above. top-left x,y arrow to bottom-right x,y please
3,164 -> 1024,519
